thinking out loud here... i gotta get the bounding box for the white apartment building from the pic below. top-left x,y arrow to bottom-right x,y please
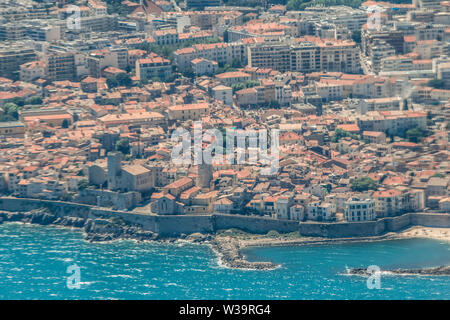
344,198 -> 376,222
174,42 -> 247,71
357,110 -> 427,136
307,201 -> 336,221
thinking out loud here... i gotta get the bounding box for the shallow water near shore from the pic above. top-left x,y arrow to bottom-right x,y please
0,223 -> 449,299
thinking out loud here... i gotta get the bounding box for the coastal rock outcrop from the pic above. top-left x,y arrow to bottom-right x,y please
348,266 -> 450,276
186,232 -> 212,243
83,218 -> 158,242
0,208 -> 158,243
0,209 -> 57,225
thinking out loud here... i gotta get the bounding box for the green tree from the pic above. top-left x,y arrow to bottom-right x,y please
351,177 -> 377,192
25,96 -> 43,105
182,67 -> 195,79
1,102 -> 20,120
115,139 -> 130,154
106,77 -> 119,88
268,100 -> 280,109
427,78 -> 446,89
406,127 -> 426,143
12,97 -> 25,107
62,119 -> 69,128
432,173 -> 445,178
0,114 -> 16,122
116,73 -> 132,87
77,179 -> 90,191
331,128 -> 359,143
352,30 -> 361,44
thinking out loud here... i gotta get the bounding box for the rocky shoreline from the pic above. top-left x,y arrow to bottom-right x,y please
0,208 -> 448,272
348,266 -> 450,276
0,208 -> 159,242
0,208 -> 280,270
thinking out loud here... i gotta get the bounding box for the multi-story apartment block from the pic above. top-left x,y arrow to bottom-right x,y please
307,201 -> 336,221
412,0 -> 442,10
436,61 -> 450,87
373,188 -> 425,217
367,40 -> 396,74
75,15 -> 119,33
248,37 -> 360,74
357,110 -> 427,136
0,43 -> 37,80
344,198 -> 376,222
227,22 -> 297,42
45,50 -> 76,81
289,6 -> 367,33
136,56 -> 172,81
87,47 -> 128,78
88,0 -> 108,16
381,55 -> 414,73
174,42 -> 246,71
248,42 -> 292,73
152,29 -> 179,46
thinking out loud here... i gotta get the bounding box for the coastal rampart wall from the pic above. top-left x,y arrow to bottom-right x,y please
0,197 -> 92,218
411,213 -> 450,227
298,213 -> 450,237
213,214 -> 299,234
89,208 -> 158,231
155,215 -> 214,236
1,197 -> 449,237
298,220 -> 382,237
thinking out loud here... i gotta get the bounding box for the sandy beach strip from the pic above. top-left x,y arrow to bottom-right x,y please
235,226 -> 450,249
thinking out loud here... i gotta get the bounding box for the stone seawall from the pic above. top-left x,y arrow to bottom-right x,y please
213,214 -> 299,234
298,213 -> 450,237
0,197 -> 92,219
0,197 -> 449,237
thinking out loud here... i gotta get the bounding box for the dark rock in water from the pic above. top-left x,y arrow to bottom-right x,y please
30,210 -> 57,225
348,266 -> 450,276
6,212 -> 25,222
54,216 -> 86,228
186,232 -> 207,242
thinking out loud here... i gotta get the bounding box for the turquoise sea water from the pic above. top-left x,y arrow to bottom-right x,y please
0,222 -> 449,300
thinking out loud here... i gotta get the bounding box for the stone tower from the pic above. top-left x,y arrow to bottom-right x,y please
197,163 -> 213,189
107,152 -> 122,190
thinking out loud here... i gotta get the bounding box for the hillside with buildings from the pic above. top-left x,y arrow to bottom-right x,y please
0,0 -> 448,230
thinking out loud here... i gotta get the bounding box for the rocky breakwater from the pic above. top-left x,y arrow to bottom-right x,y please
0,208 -> 158,242
210,236 -> 279,270
348,265 -> 450,276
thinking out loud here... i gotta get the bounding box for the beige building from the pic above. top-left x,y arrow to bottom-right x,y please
168,103 -> 209,121
0,121 -> 25,137
212,85 -> 233,106
373,188 -> 424,217
121,164 -> 154,193
20,60 -> 45,82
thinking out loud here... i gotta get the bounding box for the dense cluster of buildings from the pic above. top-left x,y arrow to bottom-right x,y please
0,0 -> 448,222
